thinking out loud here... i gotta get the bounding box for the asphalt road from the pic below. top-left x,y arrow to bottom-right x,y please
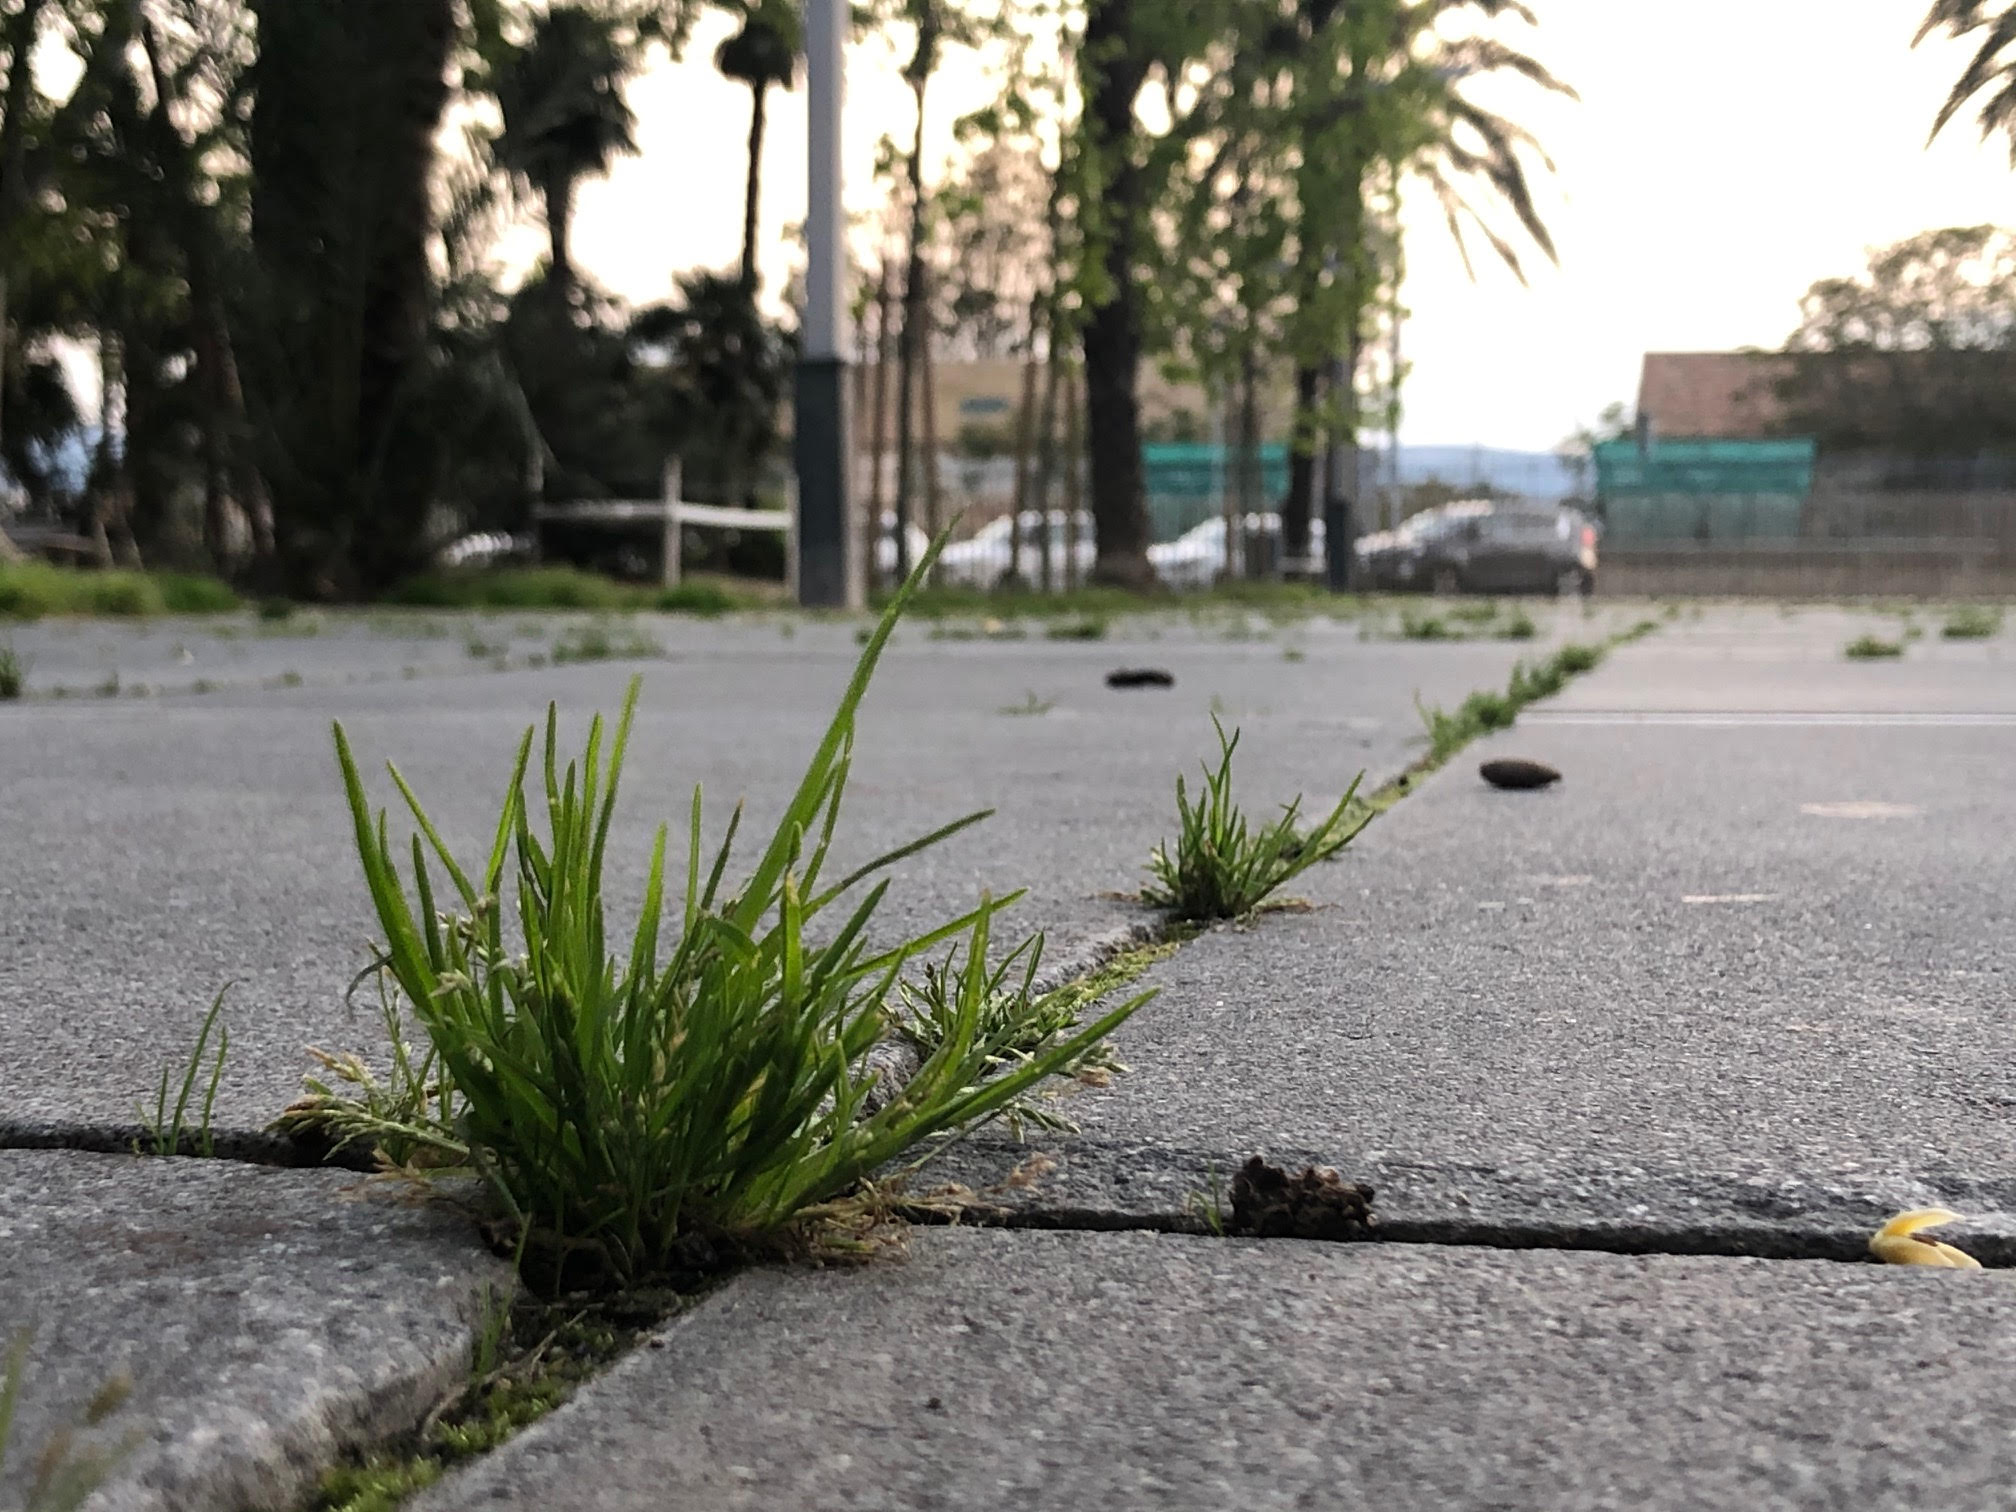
1,616 -> 1552,1127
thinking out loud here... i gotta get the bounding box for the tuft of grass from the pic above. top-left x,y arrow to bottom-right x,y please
93,671 -> 120,698
997,691 -> 1053,717
138,987 -> 230,1157
551,622 -> 662,664
1844,633 -> 1904,660
256,597 -> 296,622
0,1332 -> 134,1512
311,541 -> 1149,1288
1281,646 -> 1305,663
1449,600 -> 1498,625
1399,609 -> 1452,641
465,636 -> 504,660
0,562 -> 235,620
1942,605 -> 2003,640
1044,615 -> 1108,641
1417,641 -> 1609,764
894,936 -> 1131,1138
1143,716 -> 1368,922
1495,608 -> 1538,641
0,642 -> 24,700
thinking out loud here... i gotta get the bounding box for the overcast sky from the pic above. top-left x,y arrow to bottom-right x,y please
536,0 -> 2016,452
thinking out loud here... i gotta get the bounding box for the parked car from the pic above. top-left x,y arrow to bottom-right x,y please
876,512 -> 932,579
1354,501 -> 1598,595
1149,513 -> 1328,588
937,509 -> 1096,588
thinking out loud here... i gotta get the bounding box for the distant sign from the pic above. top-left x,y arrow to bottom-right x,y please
958,397 -> 1011,416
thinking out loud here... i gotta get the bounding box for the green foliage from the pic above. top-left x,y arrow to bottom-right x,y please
138,987 -> 231,1158
1942,604 -> 2003,639
894,936 -> 1133,1137
1044,616 -> 1108,641
1143,717 -> 1368,922
0,643 -> 23,701
390,568 -> 749,614
1844,633 -> 1906,660
1496,608 -> 1538,641
1417,642 -> 1608,763
0,1332 -> 133,1512
1400,609 -> 1452,640
551,622 -> 662,664
321,549 -> 1146,1286
0,565 -> 235,620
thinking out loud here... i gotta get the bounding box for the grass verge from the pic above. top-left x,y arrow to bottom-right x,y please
387,567 -> 748,616
0,563 -> 237,620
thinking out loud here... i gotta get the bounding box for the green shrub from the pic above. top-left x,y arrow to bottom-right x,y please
311,544 -> 1147,1286
157,573 -> 240,614
653,581 -> 738,615
1143,717 -> 1368,921
1942,605 -> 2003,640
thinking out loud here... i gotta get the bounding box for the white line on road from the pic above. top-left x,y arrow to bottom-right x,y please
1524,711 -> 2016,728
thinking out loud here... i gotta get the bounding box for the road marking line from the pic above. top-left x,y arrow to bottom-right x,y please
1800,801 -> 1922,820
1526,711 -> 2016,728
1682,893 -> 1776,905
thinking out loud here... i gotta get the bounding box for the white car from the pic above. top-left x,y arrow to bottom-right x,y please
876,512 -> 932,578
1149,513 -> 1327,588
937,509 -> 1096,588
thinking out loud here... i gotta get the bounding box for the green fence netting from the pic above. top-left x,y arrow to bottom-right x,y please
1142,442 -> 1291,542
1594,438 -> 1816,543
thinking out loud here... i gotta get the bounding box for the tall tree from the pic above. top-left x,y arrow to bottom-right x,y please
244,0 -> 458,595
714,0 -> 797,292
488,4 -> 640,302
0,0 -> 50,459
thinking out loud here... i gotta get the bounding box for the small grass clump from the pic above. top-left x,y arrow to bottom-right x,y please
1399,609 -> 1452,641
1942,605 -> 2003,640
551,622 -> 661,664
997,691 -> 1053,717
0,562 -> 235,620
893,936 -> 1133,1137
1417,641 -> 1609,764
1844,634 -> 1905,660
0,642 -> 24,700
137,988 -> 230,1157
302,542 -> 1147,1288
653,581 -> 737,616
1044,616 -> 1108,641
1495,608 -> 1538,641
1143,717 -> 1368,922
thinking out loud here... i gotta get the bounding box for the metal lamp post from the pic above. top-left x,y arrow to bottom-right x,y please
795,0 -> 857,606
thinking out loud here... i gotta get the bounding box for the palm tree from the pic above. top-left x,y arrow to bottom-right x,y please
490,6 -> 640,300
715,2 -> 798,291
1918,2 -> 2016,155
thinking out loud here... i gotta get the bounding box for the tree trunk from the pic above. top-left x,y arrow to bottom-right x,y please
1078,0 -> 1153,588
1029,332 -> 1062,593
1235,347 -> 1261,580
740,83 -> 766,290
544,169 -> 576,299
867,259 -> 893,585
248,0 -> 456,596
0,0 -> 51,454
1061,366 -> 1083,590
1283,362 -> 1321,573
918,271 -> 941,567
1006,294 -> 1041,588
891,79 -> 929,580
1323,337 -> 1359,591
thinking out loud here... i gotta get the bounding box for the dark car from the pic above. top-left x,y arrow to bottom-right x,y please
1353,500 -> 1599,595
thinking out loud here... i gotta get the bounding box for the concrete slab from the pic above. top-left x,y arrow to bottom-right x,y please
0,1149 -> 506,1512
932,627 -> 2016,1248
412,1226 -> 2016,1512
2,623 -> 1543,1129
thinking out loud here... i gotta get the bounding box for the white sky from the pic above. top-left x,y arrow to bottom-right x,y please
544,0 -> 2016,451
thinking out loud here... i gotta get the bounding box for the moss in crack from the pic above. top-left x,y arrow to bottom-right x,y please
304,1287 -> 704,1512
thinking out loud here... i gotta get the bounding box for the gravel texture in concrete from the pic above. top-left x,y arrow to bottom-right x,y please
2,620 -> 1545,1128
412,1225 -> 2016,1512
0,1150 -> 507,1512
